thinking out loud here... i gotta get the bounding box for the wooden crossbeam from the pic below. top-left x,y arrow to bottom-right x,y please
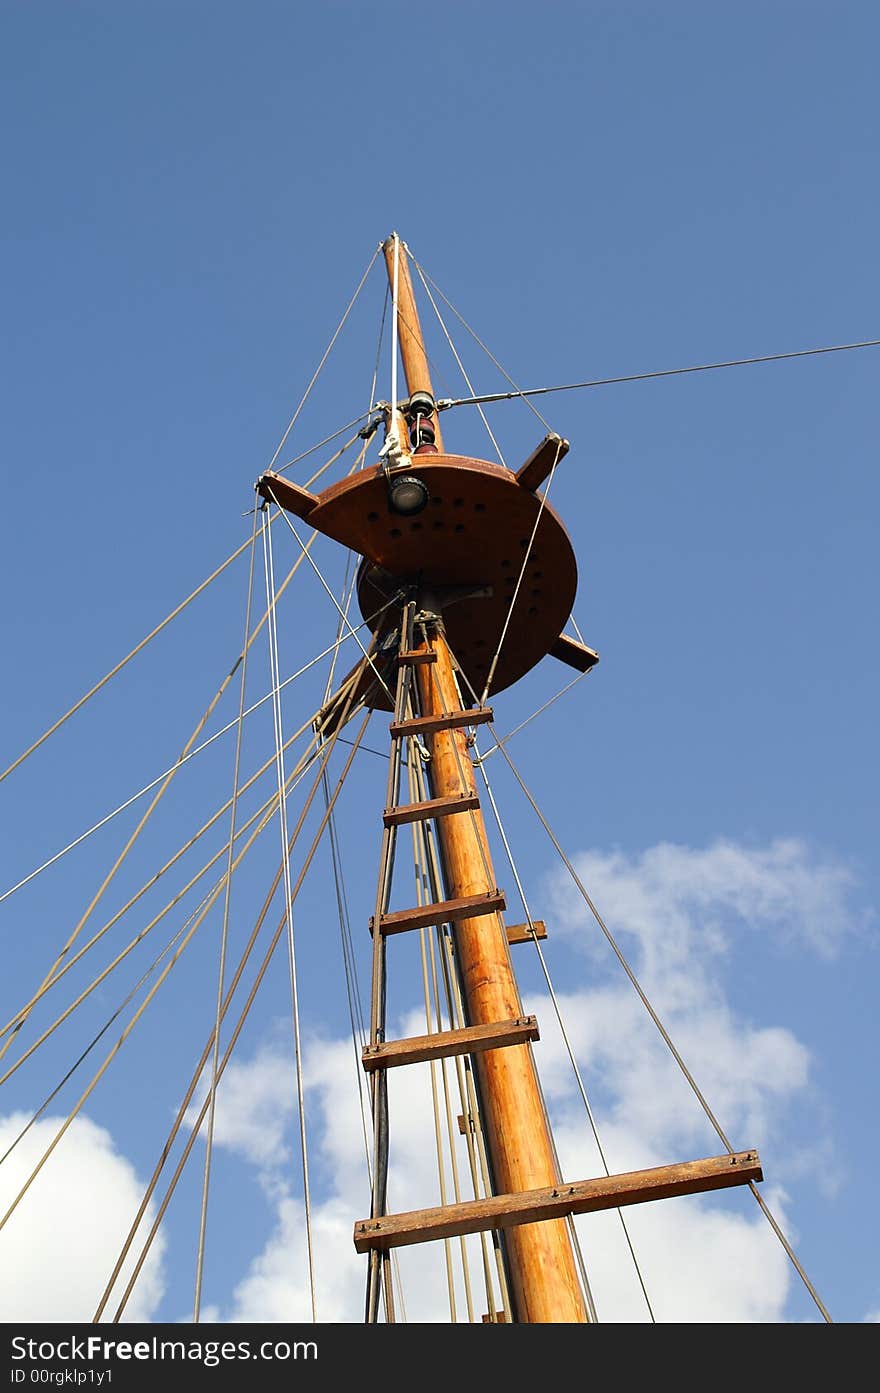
506,919 -> 547,946
383,791 -> 480,827
515,433 -> 570,493
390,707 -> 493,739
256,471 -> 318,520
550,633 -> 600,673
371,889 -> 506,936
361,1016 -> 539,1072
353,1150 -> 762,1252
397,650 -> 437,665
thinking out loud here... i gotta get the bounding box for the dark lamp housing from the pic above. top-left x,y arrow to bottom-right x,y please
388,474 -> 430,516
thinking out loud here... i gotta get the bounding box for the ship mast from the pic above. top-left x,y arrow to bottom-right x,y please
256,234 -> 763,1324
380,235 -> 588,1322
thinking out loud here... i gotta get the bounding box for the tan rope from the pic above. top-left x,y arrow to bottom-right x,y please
98,705 -> 372,1322
266,247 -> 379,473
0,718 -> 323,1048
0,711 -> 330,1238
477,719 -> 834,1324
414,261 -> 506,467
410,756 -> 463,1323
194,506 -> 259,1321
408,747 -> 509,1321
0,533 -> 261,788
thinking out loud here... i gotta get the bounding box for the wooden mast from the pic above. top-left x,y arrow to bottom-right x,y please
381,234 -> 589,1323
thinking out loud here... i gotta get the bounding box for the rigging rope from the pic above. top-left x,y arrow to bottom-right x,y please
478,436 -> 565,706
265,246 -> 379,474
470,710 -> 833,1323
266,491 -> 397,707
433,337 -> 880,410
0,590 -> 399,907
413,262 -> 506,468
0,533 -> 256,789
402,252 -> 554,434
0,895 -> 207,1170
0,715 -> 325,1049
262,507 -> 318,1321
95,695 -> 372,1322
468,714 -> 655,1321
194,506 -> 259,1322
407,743 -> 510,1322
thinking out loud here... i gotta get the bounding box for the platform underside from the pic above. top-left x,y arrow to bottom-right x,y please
259,453 -> 581,708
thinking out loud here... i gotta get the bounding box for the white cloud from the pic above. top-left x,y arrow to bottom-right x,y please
547,838 -> 860,979
0,1112 -> 166,1322
193,838 -> 858,1323
184,1044 -> 295,1174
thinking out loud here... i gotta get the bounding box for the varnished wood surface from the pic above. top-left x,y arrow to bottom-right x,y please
354,1151 -> 762,1251
383,790 -> 480,827
506,920 -> 548,946
550,633 -> 600,673
370,889 -> 506,937
361,1015 -> 539,1072
382,236 -> 444,451
414,636 -> 588,1322
515,433 -> 569,492
390,706 -> 493,738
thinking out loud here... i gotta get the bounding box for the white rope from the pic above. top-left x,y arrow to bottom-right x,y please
408,254 -> 555,433
194,508 -> 259,1322
276,413 -> 376,477
470,727 -> 655,1321
266,247 -> 379,474
0,613 -> 391,906
262,509 -> 317,1322
391,234 -> 400,430
0,534 -> 259,789
414,262 -> 506,468
266,493 -> 397,706
0,891 -> 212,1170
481,670 -> 593,761
478,436 -> 564,705
475,712 -> 834,1323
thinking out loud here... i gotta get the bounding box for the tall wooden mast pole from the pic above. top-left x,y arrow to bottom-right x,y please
381,234 -> 589,1323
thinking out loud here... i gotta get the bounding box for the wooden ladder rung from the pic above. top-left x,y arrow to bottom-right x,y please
353,1150 -> 763,1252
383,791 -> 480,827
397,650 -> 437,665
506,919 -> 547,946
390,707 -> 493,739
370,890 -> 506,937
361,1015 -> 539,1073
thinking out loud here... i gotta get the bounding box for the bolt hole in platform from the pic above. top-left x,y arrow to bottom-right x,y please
454,523 -> 465,533
453,498 -> 465,509
368,511 -> 379,522
390,528 -> 402,539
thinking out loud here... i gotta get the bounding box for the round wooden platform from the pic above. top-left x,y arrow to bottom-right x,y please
303,454 -> 578,700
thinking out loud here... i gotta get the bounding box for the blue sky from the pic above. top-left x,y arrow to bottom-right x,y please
0,2 -> 877,1324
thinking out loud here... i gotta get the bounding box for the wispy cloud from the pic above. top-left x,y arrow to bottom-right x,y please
207,836 -> 858,1321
